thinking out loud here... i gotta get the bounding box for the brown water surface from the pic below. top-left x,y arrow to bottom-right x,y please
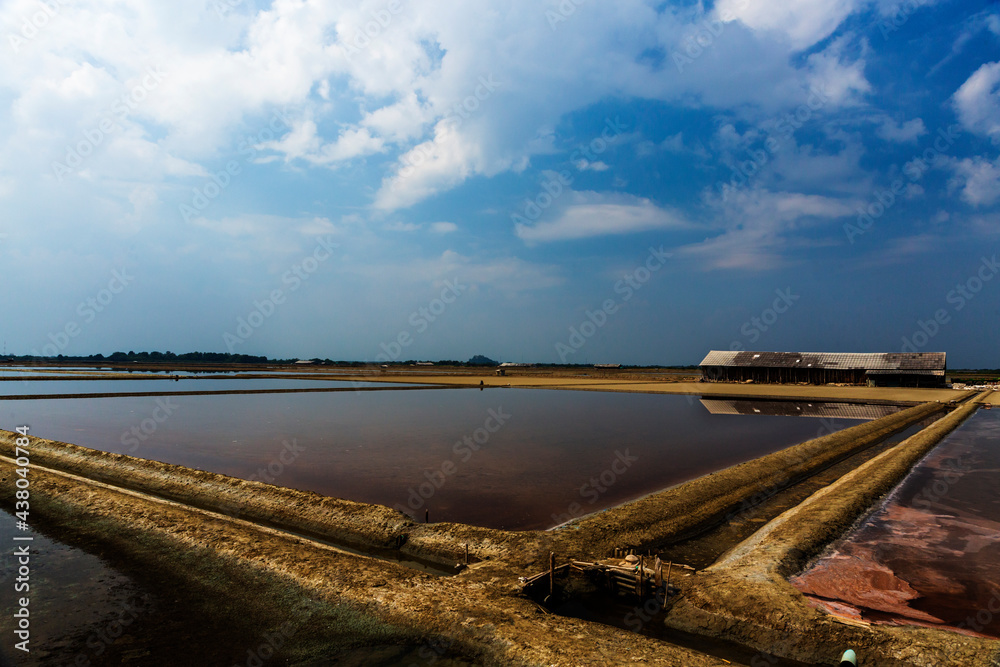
792,409 -> 1000,637
1,390 -> 877,530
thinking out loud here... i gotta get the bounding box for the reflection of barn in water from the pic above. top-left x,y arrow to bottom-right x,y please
699,351 -> 947,388
699,399 -> 900,420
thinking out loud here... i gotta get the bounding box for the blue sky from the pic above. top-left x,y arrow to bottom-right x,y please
1,0 -> 999,366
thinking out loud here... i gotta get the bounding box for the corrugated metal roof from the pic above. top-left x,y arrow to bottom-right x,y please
698,351 -> 946,371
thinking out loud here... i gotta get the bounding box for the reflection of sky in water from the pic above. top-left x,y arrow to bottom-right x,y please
2,390 -> 865,530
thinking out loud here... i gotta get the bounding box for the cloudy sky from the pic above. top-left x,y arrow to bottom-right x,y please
1,0 -> 998,366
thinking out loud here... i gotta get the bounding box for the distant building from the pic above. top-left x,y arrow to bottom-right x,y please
699,351 -> 947,388
594,364 -> 621,369
294,359 -> 315,365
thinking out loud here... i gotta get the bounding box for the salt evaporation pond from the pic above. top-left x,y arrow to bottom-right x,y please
0,377 -> 413,396
2,390 -> 884,530
792,408 -> 1000,638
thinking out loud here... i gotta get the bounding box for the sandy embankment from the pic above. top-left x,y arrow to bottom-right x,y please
664,399 -> 1000,666
349,373 -> 968,403
552,400 -> 948,557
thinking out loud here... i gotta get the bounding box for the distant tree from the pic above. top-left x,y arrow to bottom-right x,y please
467,355 -> 498,366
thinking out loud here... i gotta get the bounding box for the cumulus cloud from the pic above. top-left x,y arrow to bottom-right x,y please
514,191 -> 687,243
949,156 -> 1000,207
952,61 -> 1000,143
0,0 -> 893,220
806,47 -> 871,106
876,117 -> 927,143
430,222 -> 458,233
715,0 -> 862,50
679,189 -> 856,269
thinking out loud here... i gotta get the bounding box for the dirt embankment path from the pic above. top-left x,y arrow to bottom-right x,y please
664,401 -> 1000,666
339,373 -> 970,403
550,401 -> 948,558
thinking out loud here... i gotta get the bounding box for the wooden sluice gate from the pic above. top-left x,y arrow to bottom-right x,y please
520,549 -> 692,608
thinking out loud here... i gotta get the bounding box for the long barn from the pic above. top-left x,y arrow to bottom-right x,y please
699,351 -> 947,387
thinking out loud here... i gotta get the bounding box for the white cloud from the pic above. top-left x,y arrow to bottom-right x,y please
882,233 -> 942,260
876,117 -> 927,143
0,0 -> 896,220
715,0 -> 862,50
949,156 -> 1000,207
515,191 -> 686,243
574,159 -> 609,172
953,61 -> 1000,143
875,0 -> 945,15
806,48 -> 871,106
679,189 -> 855,269
385,221 -> 422,232
374,122 -> 496,211
430,221 -> 458,233
349,249 -> 563,295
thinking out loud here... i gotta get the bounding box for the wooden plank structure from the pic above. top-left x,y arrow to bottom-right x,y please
520,551 -> 688,608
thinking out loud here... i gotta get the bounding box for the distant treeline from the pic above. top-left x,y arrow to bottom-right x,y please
2,351 -> 703,368
6,351 -> 277,364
